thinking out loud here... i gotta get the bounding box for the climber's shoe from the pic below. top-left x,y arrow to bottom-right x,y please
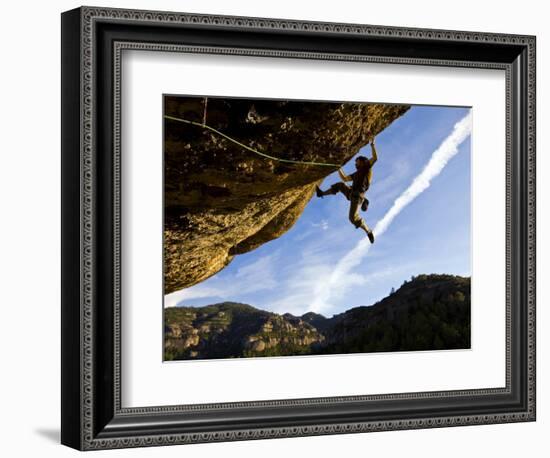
315,186 -> 324,198
366,229 -> 375,244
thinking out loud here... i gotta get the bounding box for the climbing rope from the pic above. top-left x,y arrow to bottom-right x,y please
164,114 -> 342,168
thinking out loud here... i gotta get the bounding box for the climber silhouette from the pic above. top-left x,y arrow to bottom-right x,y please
315,140 -> 378,243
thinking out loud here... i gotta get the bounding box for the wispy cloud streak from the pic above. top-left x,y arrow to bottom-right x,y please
310,112 -> 472,313
164,252 -> 279,308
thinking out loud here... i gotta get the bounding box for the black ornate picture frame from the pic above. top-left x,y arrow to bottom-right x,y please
61,6 -> 536,451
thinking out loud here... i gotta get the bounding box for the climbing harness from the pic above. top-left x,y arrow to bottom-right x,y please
164,114 -> 342,168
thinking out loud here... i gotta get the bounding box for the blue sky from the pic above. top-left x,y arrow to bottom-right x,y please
166,105 -> 471,317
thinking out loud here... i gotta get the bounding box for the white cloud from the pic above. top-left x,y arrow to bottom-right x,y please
309,112 -> 472,313
311,219 -> 329,230
256,254 -> 329,314
164,285 -> 222,308
375,113 -> 472,237
264,262 -> 403,316
292,220 -> 330,242
234,253 -> 278,290
164,252 -> 278,308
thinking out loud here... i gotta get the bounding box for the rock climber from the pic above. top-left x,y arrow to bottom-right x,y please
315,140 -> 378,243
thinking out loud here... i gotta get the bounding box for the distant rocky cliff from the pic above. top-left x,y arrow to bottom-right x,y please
164,274 -> 471,360
164,302 -> 325,360
164,97 -> 409,294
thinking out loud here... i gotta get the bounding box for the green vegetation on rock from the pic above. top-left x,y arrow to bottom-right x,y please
164,274 -> 470,361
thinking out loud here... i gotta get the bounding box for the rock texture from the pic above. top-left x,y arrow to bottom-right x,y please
164,302 -> 325,360
164,274 -> 471,360
164,96 -> 409,294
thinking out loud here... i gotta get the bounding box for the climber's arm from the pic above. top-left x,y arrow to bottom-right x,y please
370,140 -> 378,165
338,168 -> 353,182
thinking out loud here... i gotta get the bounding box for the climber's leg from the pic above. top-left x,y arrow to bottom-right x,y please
316,182 -> 351,199
349,196 -> 375,243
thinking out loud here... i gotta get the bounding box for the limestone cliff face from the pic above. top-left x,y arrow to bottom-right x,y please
164,96 -> 409,294
164,302 -> 325,360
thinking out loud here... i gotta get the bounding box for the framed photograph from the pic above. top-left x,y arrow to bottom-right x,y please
61,6 -> 536,451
